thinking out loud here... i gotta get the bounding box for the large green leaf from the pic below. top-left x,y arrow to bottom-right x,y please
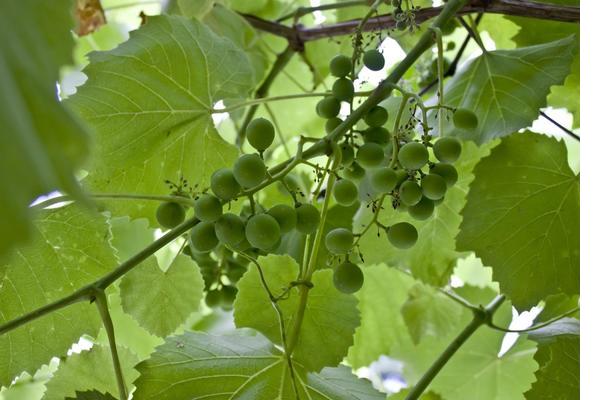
233,255 -> 359,371
133,330 -> 384,399
120,254 -> 204,337
443,37 -> 576,143
0,0 -> 90,260
457,132 -> 579,310
0,206 -> 117,384
68,15 -> 253,222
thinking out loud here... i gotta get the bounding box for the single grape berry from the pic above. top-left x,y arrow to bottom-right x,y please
398,142 -> 429,170
231,237 -> 252,252
325,228 -> 354,254
332,78 -> 354,102
156,202 -> 186,229
342,162 -> 365,180
399,180 -> 422,206
333,262 -> 364,294
326,117 -> 343,133
333,179 -> 358,206
215,213 -> 246,246
204,290 -> 222,308
364,106 -> 389,127
429,163 -> 458,187
453,108 -> 478,130
356,143 -> 385,168
370,167 -> 398,193
329,54 -> 352,77
268,204 -> 297,233
340,142 -> 355,166
221,285 -> 238,309
433,137 -> 462,163
387,222 -> 418,249
316,96 -> 341,119
211,168 -> 240,201
194,194 -> 222,222
363,127 -> 391,145
233,154 -> 267,188
190,221 -> 219,252
245,214 -> 281,250
295,203 -> 320,234
408,197 -> 435,220
246,118 -> 275,151
421,174 -> 447,200
363,49 -> 385,71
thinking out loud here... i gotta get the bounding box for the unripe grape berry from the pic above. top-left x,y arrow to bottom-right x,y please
325,228 -> 354,254
333,262 -> 364,294
211,168 -> 240,201
190,221 -> 219,252
268,204 -> 297,233
340,142 -> 355,166
333,179 -> 358,206
326,117 -> 343,133
221,285 -> 238,308
295,203 -> 320,234
227,262 -> 247,283
363,49 -> 385,71
231,236 -> 252,252
245,214 -> 281,250
453,108 -> 478,130
215,213 -> 246,246
233,154 -> 266,188
370,167 -> 398,193
429,163 -> 458,187
364,106 -> 389,127
329,54 -> 352,77
246,118 -> 275,151
156,202 -> 186,229
433,137 -> 462,163
408,197 -> 435,220
332,78 -> 354,102
356,143 -> 385,169
194,194 -> 222,222
387,222 -> 418,249
205,289 -> 222,308
342,162 -> 365,180
364,127 -> 390,145
398,142 -> 429,170
399,180 -> 422,206
421,174 -> 447,200
396,169 -> 409,185
316,96 -> 341,119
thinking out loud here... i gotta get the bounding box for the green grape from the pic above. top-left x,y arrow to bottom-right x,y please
421,173 -> 447,200
246,118 -> 275,151
399,180 -> 422,206
396,169 -> 409,185
446,41 -> 456,51
325,228 -> 354,254
433,136 -> 462,163
227,262 -> 246,283
326,117 -> 343,133
233,154 -> 266,188
156,202 -> 186,229
333,179 -> 358,206
205,289 -> 222,308
363,49 -> 385,71
429,162 -> 458,187
190,221 -> 219,252
340,142 -> 355,166
316,96 -> 341,118
356,143 -> 385,168
295,203 -> 320,234
194,194 -> 222,222
231,237 -> 252,252
398,142 -> 429,170
268,204 -> 297,233
333,262 -> 364,294
363,127 -> 391,145
245,214 -> 281,250
329,54 -> 352,77
191,248 -> 214,264
215,213 -> 245,246
408,197 -> 435,220
342,162 -> 365,180
453,108 -> 478,130
211,168 -> 241,201
332,78 -> 354,102
370,167 -> 398,193
387,222 -> 418,249
364,106 -> 389,127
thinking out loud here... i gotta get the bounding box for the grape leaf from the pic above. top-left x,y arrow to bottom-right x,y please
457,132 -> 579,310
44,345 -> 139,400
120,254 -> 204,337
442,37 -> 576,143
67,391 -> 117,400
133,330 -> 384,399
0,0 -> 90,261
233,255 -> 359,371
68,15 -> 253,222
0,206 -> 117,384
